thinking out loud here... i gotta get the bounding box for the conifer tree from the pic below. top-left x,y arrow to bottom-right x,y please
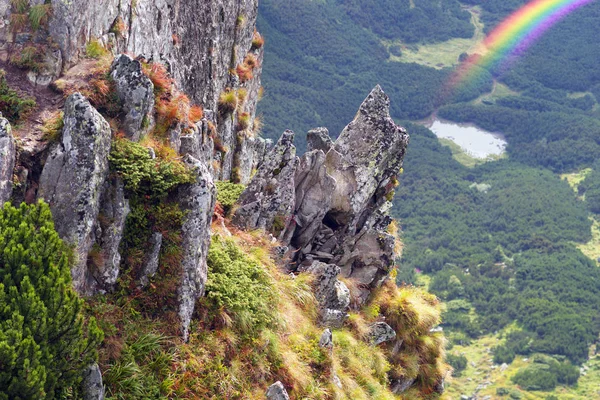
0,201 -> 103,399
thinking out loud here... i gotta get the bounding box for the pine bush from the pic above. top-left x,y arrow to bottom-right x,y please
0,202 -> 103,399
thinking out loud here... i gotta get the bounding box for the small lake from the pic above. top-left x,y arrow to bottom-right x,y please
425,118 -> 507,159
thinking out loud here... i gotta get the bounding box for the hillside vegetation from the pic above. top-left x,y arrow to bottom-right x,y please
257,0 -> 600,398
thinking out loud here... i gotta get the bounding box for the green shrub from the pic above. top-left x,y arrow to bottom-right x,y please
0,201 -> 103,398
511,364 -> 557,391
447,354 -> 467,377
215,180 -> 245,214
109,137 -> 195,199
0,70 -> 36,123
493,344 -> 516,365
85,39 -> 109,59
204,236 -> 276,336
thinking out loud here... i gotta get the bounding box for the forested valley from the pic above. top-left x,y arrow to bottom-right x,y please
257,0 -> 600,398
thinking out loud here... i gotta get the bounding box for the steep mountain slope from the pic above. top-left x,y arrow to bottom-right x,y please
256,0 -> 600,398
0,1 -> 450,398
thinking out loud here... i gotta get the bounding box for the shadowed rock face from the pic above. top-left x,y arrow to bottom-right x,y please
0,116 -> 15,204
38,93 -> 112,295
89,177 -> 130,294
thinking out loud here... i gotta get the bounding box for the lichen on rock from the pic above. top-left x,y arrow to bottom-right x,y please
38,92 -> 112,295
0,115 -> 15,204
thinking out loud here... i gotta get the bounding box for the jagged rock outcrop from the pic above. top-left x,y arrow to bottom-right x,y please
368,322 -> 397,346
318,328 -> 334,349
38,93 -> 112,295
111,54 -> 154,141
306,127 -> 333,153
266,381 -> 290,400
232,130 -> 297,237
89,177 -> 130,293
287,86 -> 408,301
81,363 -> 105,400
0,115 -> 15,204
177,155 -> 217,341
236,86 -> 408,305
0,0 -> 265,182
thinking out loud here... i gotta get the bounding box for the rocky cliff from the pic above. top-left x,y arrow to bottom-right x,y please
0,1 -> 448,398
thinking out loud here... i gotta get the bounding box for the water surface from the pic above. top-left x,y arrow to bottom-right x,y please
426,118 -> 507,159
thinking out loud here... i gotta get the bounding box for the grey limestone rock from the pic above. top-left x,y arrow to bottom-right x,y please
285,86 -> 409,301
89,177 -> 130,294
0,115 -> 15,204
111,54 -> 154,141
177,155 -> 216,341
38,93 -> 112,295
306,261 -> 350,312
81,363 -> 105,400
306,127 -> 333,153
232,130 -> 298,239
266,381 -> 290,400
138,232 -> 163,288
368,322 -> 397,346
391,377 -> 416,394
304,261 -> 350,328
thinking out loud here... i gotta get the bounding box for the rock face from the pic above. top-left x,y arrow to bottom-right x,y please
0,115 -> 15,204
138,232 -> 163,288
266,381 -> 290,400
232,130 -> 298,238
177,155 -> 217,341
38,93 -> 112,295
0,0 -> 265,182
110,54 -> 154,141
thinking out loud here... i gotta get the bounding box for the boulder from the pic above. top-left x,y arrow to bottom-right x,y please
81,363 -> 105,400
38,93 -> 112,294
233,130 -> 298,239
305,261 -> 350,312
368,322 -> 397,346
177,155 -> 216,341
391,377 -> 416,394
0,115 -> 15,204
319,329 -> 333,349
111,54 -> 154,141
266,381 -> 290,400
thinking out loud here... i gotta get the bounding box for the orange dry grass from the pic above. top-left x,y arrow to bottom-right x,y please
251,30 -> 265,50
244,53 -> 259,69
236,64 -> 254,82
144,62 -> 173,95
189,105 -> 204,123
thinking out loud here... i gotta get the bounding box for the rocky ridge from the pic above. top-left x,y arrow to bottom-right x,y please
234,85 -> 409,321
0,1 -> 449,398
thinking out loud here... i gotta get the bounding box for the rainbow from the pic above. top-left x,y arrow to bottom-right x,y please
447,0 -> 596,92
